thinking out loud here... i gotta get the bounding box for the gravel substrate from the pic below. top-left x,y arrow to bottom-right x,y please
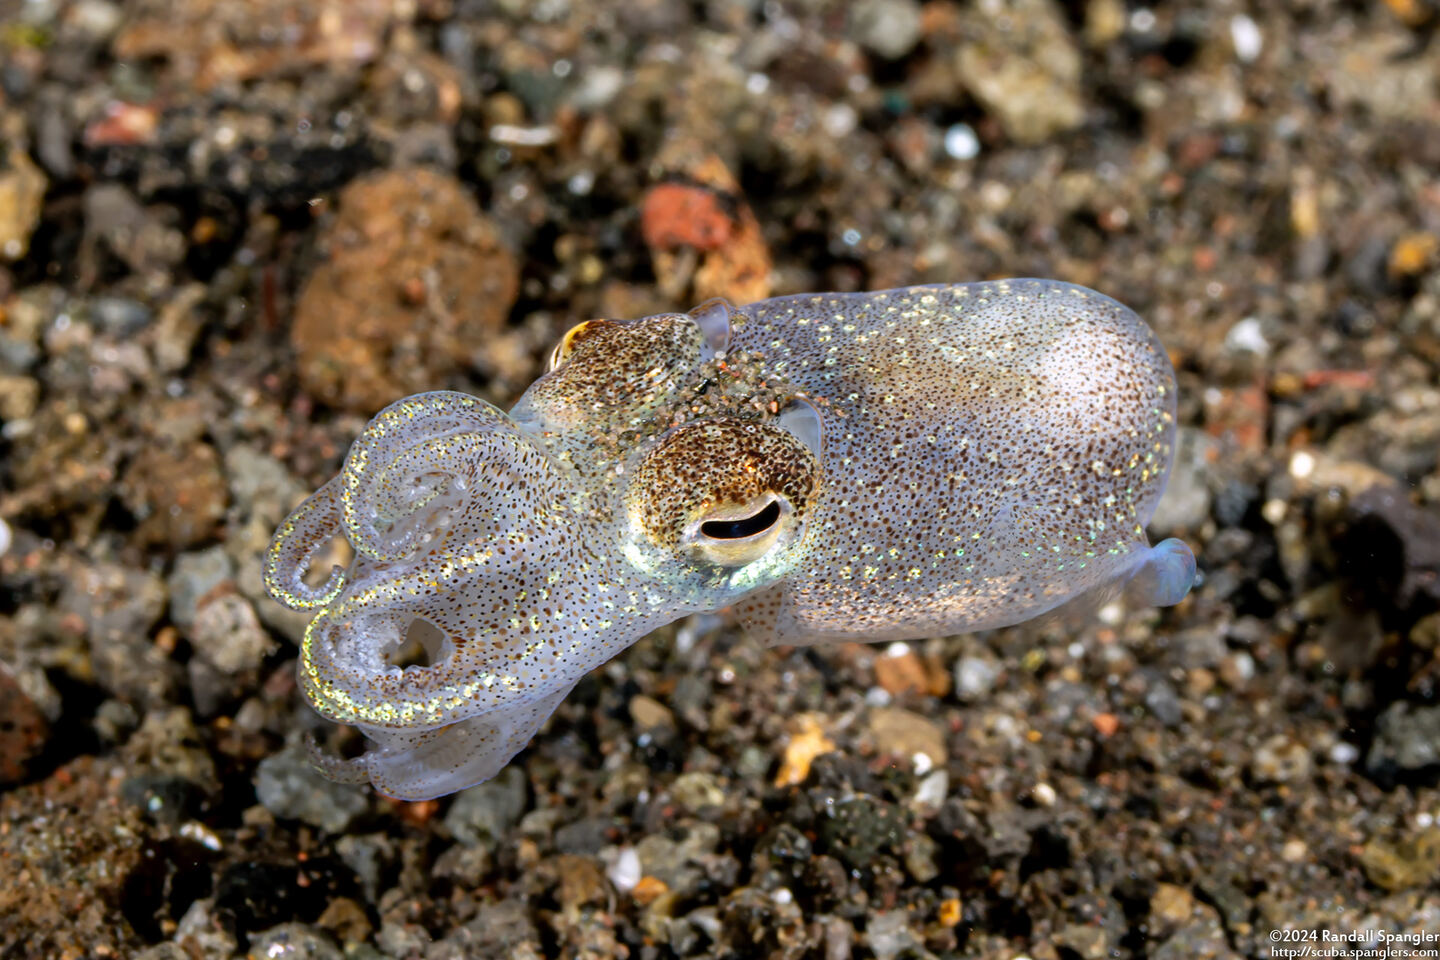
1,1 -> 1439,957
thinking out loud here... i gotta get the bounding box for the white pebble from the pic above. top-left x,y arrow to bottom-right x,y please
824,103 -> 858,138
1329,741 -> 1360,766
911,769 -> 949,813
179,820 -> 223,851
605,846 -> 641,892
1031,782 -> 1057,807
1230,14 -> 1263,64
0,517 -> 9,557
1289,450 -> 1316,480
1261,498 -> 1287,525
954,656 -> 999,702
568,65 -> 624,110
490,124 -> 559,147
567,170 -> 595,196
944,123 -> 980,160
1224,317 -> 1269,355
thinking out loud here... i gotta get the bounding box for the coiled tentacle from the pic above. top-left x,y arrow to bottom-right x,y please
341,391 -> 512,562
298,606 -> 474,730
264,475 -> 346,611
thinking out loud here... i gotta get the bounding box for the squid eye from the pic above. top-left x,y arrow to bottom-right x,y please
699,499 -> 781,540
547,320 -> 605,371
624,414 -> 822,584
686,494 -> 794,567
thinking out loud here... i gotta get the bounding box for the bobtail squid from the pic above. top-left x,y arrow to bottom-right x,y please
265,279 -> 1197,799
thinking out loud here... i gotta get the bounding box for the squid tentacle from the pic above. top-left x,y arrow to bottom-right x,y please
342,432 -> 494,564
303,731 -> 371,784
298,606 -> 508,730
341,391 -> 512,562
264,475 -> 347,611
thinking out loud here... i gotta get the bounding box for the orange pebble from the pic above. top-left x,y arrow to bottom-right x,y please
1092,713 -> 1121,737
631,875 -> 669,906
641,183 -> 734,252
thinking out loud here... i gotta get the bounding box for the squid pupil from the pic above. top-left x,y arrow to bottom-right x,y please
701,500 -> 781,540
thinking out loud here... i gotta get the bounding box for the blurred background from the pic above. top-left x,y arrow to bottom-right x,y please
1,0 -> 1438,957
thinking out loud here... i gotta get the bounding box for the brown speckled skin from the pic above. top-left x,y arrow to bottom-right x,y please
265,278 -> 1194,799
627,419 -> 821,550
